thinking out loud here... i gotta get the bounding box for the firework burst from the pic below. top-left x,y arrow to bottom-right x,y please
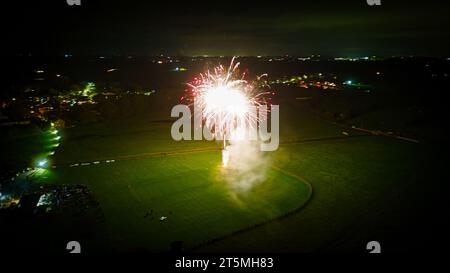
184,57 -> 271,166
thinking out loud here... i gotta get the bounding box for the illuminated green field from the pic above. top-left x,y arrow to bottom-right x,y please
2,103 -> 437,253
197,136 -> 433,252
39,106 -> 345,252
47,150 -> 312,251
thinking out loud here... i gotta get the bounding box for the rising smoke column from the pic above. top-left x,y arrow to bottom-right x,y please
184,57 -> 273,191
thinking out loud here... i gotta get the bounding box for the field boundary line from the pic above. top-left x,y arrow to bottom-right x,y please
189,165 -> 313,253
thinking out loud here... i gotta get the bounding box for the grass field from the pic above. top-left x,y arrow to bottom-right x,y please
197,136 -> 443,252
4,98 -> 443,253
46,148 -> 311,252
33,103 -> 370,252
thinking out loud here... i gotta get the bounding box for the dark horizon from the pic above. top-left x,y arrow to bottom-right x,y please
3,0 -> 450,57
6,54 -> 450,59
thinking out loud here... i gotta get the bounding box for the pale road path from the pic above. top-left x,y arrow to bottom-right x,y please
52,134 -> 374,169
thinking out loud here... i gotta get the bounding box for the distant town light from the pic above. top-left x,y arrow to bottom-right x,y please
38,159 -> 48,168
173,67 -> 187,72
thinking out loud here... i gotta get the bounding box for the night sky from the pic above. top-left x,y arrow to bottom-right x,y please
4,0 -> 450,57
